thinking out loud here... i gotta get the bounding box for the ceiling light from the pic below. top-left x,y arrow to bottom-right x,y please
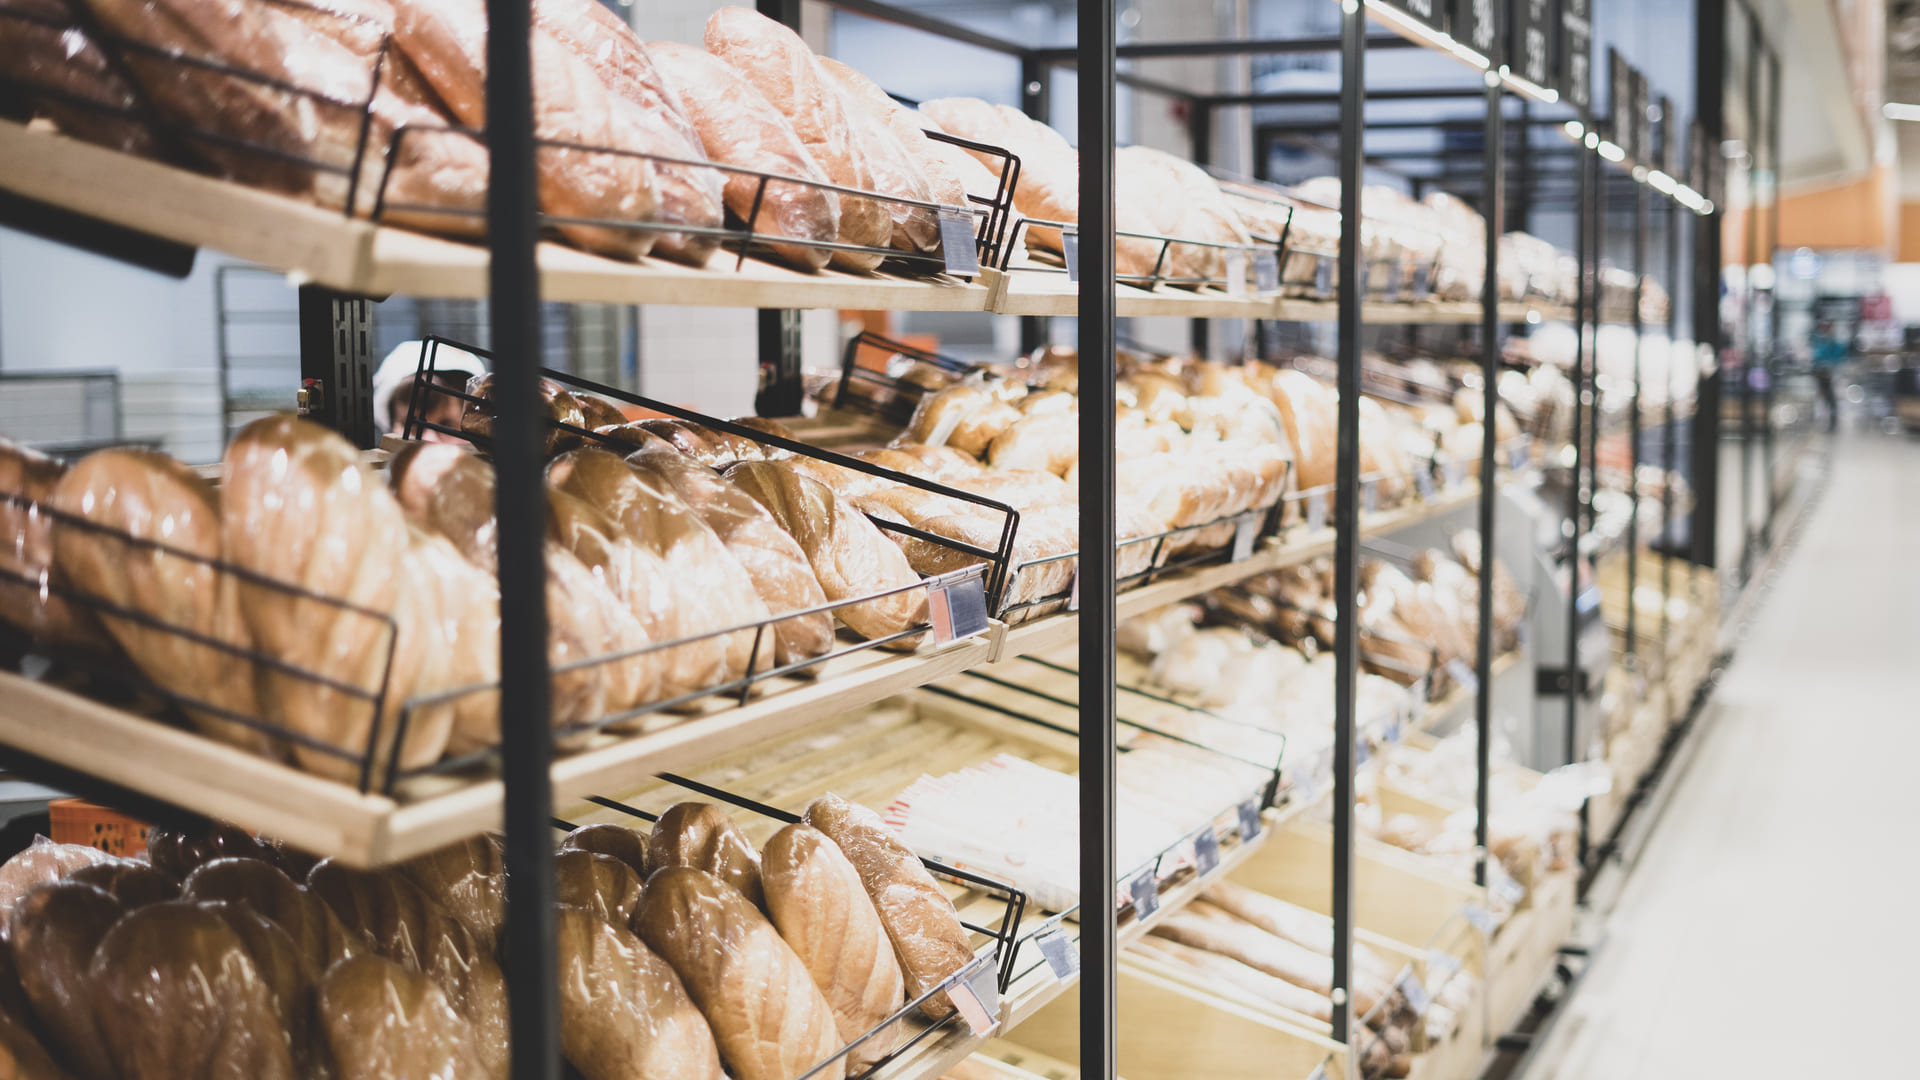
1597,140 -> 1626,162
1884,102 -> 1920,121
1565,121 -> 1585,139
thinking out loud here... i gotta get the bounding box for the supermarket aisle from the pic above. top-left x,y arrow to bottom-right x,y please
1532,431 -> 1920,1078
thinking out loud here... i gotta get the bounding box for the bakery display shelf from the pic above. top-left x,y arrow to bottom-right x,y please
987,257 -> 1279,319
1414,651 -> 1523,735
0,120 -> 999,313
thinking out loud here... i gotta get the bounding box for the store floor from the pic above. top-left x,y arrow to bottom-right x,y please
1525,428 -> 1920,1078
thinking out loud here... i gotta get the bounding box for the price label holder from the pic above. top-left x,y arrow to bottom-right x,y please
1063,233 -> 1080,282
1255,251 -> 1281,293
1128,867 -> 1159,921
938,211 -> 981,276
1356,738 -> 1372,768
1411,265 -> 1431,297
1490,864 -> 1528,907
1445,659 -> 1481,696
1314,257 -> 1334,298
1445,460 -> 1465,488
1193,827 -> 1222,876
948,958 -> 1001,1036
1397,971 -> 1432,1017
1306,491 -> 1328,531
1034,920 -> 1081,981
1510,436 -> 1531,470
928,574 -> 991,645
1237,798 -> 1264,842
1067,568 -> 1080,612
1461,902 -> 1498,935
1363,479 -> 1379,514
1426,948 -> 1463,985
1225,251 -> 1248,297
1416,468 -> 1436,500
1231,512 -> 1261,562
1307,1063 -> 1330,1080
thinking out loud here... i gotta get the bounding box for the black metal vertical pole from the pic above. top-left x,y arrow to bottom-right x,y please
1691,0 -> 1725,571
1587,159 -> 1603,542
1020,54 -> 1052,357
1663,183 -> 1679,655
1625,175 -> 1646,662
1189,101 -> 1213,358
1739,6 -> 1759,583
485,0 -> 556,1071
1076,0 -> 1117,1075
756,0 -> 804,417
1474,72 -> 1502,890
1764,47 -> 1780,530
1331,0 -> 1364,1063
1566,140 -> 1589,777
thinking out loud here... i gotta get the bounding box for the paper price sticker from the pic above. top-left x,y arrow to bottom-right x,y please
1307,1064 -> 1330,1080
937,211 -> 981,276
1510,436 -> 1531,470
1128,867 -> 1159,920
1225,251 -> 1248,297
1445,658 -> 1481,696
1063,233 -> 1080,282
1306,492 -> 1328,531
928,575 -> 990,645
948,960 -> 1001,1036
1398,971 -> 1432,1017
1035,923 -> 1081,981
1490,865 -> 1528,906
1314,257 -> 1334,297
1231,512 -> 1261,563
1416,468 -> 1436,500
1426,948 -> 1463,984
1363,480 -> 1378,514
1460,903 -> 1498,934
1194,827 -> 1222,876
1444,460 -> 1465,488
1067,568 -> 1080,612
1255,251 -> 1281,293
1237,798 -> 1264,842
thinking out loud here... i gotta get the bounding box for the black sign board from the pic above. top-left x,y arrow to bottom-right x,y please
1608,48 -> 1633,155
1690,120 -> 1709,194
1453,0 -> 1499,61
1658,95 -> 1678,176
1510,0 -> 1551,88
1630,70 -> 1651,166
1384,0 -> 1442,28
1560,0 -> 1592,113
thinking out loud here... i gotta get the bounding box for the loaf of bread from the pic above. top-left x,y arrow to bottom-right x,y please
64,859 -> 180,910
306,861 -> 509,1077
986,410 -> 1079,476
146,823 -> 278,880
1200,881 -> 1397,984
556,906 -> 724,1080
181,858 -> 367,977
1115,145 -> 1252,286
532,0 -> 724,264
1131,934 -> 1331,1022
9,881 -> 123,1080
634,867 -> 845,1080
90,902 -> 297,1080
559,823 -> 651,879
0,0 -> 157,156
803,794 -> 972,1020
647,802 -> 765,909
811,58 -> 938,254
704,5 -> 890,271
201,899 -> 321,1073
903,384 -> 1022,457
0,839 -> 107,920
319,953 -> 491,1080
646,40 -> 841,271
915,113 -> 1005,203
0,945 -> 73,1080
460,374 -> 588,455
399,835 -> 505,958
540,485 -> 663,717
1259,368 -> 1339,495
554,848 -> 645,927
821,58 -> 968,219
724,462 -> 929,643
0,440 -> 102,647
49,449 -> 269,755
763,824 -> 905,1069
628,445 -> 835,667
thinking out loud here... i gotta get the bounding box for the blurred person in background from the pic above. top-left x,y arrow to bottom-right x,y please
371,341 -> 488,441
1810,320 -> 1847,433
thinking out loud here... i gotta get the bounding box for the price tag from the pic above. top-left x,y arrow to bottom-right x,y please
1411,266 -> 1432,298
1560,0 -> 1592,112
1416,468 -> 1436,500
928,575 -> 990,645
1225,250 -> 1247,297
1067,569 -> 1080,612
1510,436 -> 1531,470
1306,492 -> 1328,531
1398,971 -> 1432,1017
948,960 -> 1001,1036
1384,264 -> 1404,303
1237,798 -> 1264,842
1445,659 -> 1481,695
1363,479 -> 1379,514
1490,864 -> 1528,906
1356,738 -> 1372,768
938,211 -> 980,276
1426,948 -> 1463,984
1063,233 -> 1080,282
1314,257 -> 1334,298
1194,827 -> 1222,875
1383,717 -> 1402,746
1460,903 -> 1498,934
1444,460 -> 1465,488
1128,866 -> 1159,920
1231,513 -> 1261,562
1035,922 -> 1081,981
1307,1064 -> 1330,1080
1254,251 -> 1281,293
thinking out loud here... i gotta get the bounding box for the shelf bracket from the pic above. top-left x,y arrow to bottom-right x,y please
298,286 -> 377,449
0,189 -> 195,279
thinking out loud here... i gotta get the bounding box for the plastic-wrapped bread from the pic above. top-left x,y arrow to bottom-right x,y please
556,907 -> 723,1080
802,794 -> 972,1020
646,40 -> 841,271
986,410 -> 1079,476
8,882 -> 123,1080
915,112 -> 1005,202
724,462 -> 929,643
306,861 -> 509,1078
763,824 -> 906,1069
903,383 -> 1022,457
63,860 -> 180,910
89,902 -> 297,1080
1200,881 -> 1397,983
633,867 -> 844,1080
1115,145 -> 1252,286
221,417 -> 446,781
549,448 -> 774,690
559,823 -> 650,879
821,58 -> 968,219
1258,369 -> 1338,495
532,0 -> 723,264
647,803 -> 764,909
812,57 -> 939,253
399,835 -> 505,958
0,948 -> 71,1080
0,441 -> 101,647
48,449 -> 269,754
146,823 -> 277,879
1131,935 -> 1332,1022
181,858 -> 367,976
538,485 -> 661,715
0,0 -> 159,156
0,839 -> 108,921
319,954 -> 490,1080
554,848 -> 645,926
401,524 -> 503,754
704,5 -> 889,271
200,900 -> 321,1073
628,445 -> 835,667
459,374 -> 588,455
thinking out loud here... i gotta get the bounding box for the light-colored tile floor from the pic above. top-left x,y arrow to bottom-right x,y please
1527,430 -> 1920,1079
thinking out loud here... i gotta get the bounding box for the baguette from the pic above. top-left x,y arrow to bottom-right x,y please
633,868 -> 844,1080
762,824 -> 906,1069
554,848 -> 645,927
821,58 -> 968,218
812,57 -> 938,253
319,954 -> 491,1080
1130,935 -> 1331,1022
802,793 -> 972,1020
181,858 -> 367,977
0,944 -> 71,1080
647,802 -> 764,909
0,839 -> 107,920
8,882 -> 123,1080
398,835 -> 505,959
556,907 -> 724,1080
200,900 -> 321,1074
63,860 -> 179,910
558,823 -> 650,880
0,440 -> 102,647
0,0 -> 158,157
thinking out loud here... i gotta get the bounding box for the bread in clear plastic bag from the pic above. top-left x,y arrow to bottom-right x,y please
558,823 -> 650,879
647,802 -> 765,910
318,953 -> 490,1080
63,859 -> 179,910
398,834 -> 505,959
0,440 -> 105,648
812,57 -> 937,254
0,838 -> 108,922
8,880 -> 122,1080
0,0 -> 159,157
634,866 -> 844,1080
180,856 -> 366,977
556,905 -> 723,1080
554,848 -> 644,927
